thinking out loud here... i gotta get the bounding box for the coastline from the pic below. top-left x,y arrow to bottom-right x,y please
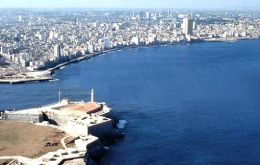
0,37 -> 259,85
0,77 -> 52,84
47,45 -> 140,75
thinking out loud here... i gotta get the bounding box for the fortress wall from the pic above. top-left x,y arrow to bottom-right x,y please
3,113 -> 43,123
66,120 -> 88,135
44,111 -> 67,125
88,120 -> 113,138
44,111 -> 89,135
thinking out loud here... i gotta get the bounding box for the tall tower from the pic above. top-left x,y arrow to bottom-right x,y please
54,44 -> 61,61
182,17 -> 193,36
19,15 -> 23,22
91,89 -> 94,102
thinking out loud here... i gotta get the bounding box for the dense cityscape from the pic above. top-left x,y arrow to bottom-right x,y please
0,9 -> 260,83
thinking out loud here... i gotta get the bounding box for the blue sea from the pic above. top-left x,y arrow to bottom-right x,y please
1,40 -> 260,164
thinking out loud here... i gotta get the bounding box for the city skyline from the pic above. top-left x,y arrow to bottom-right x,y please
0,0 -> 260,10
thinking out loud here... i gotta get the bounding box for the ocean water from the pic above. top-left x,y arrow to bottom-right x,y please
1,40 -> 260,164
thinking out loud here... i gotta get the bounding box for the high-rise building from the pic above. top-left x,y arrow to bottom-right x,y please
193,21 -> 197,30
104,37 -> 111,48
182,17 -> 193,36
87,44 -> 94,54
145,12 -> 150,20
19,15 -> 23,22
49,31 -> 54,40
54,44 -> 61,61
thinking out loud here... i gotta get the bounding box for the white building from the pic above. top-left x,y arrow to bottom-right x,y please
182,17 -> 193,37
49,31 -> 54,40
145,12 -> 150,20
193,20 -> 197,30
19,15 -> 23,22
54,44 -> 61,61
131,37 -> 140,45
103,37 -> 111,49
87,44 -> 94,53
148,34 -> 156,44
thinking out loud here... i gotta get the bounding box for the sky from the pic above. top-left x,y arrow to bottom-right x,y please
0,0 -> 260,10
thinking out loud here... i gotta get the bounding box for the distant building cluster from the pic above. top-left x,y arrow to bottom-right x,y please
0,10 -> 259,71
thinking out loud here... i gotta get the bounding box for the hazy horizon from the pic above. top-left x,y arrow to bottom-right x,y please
0,0 -> 260,10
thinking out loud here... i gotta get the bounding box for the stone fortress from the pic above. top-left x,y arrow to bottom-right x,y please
0,90 -> 125,165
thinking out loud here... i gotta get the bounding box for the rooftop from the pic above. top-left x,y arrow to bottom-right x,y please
64,102 -> 102,114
